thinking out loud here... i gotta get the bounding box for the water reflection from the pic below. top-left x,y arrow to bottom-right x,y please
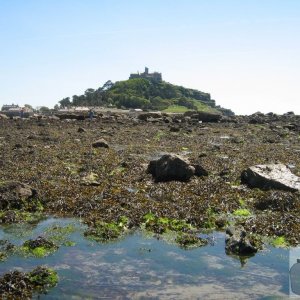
0,218 -> 289,299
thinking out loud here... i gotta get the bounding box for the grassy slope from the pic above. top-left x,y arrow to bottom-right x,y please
163,101 -> 219,113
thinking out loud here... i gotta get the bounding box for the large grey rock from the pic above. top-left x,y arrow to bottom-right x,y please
241,164 -> 300,192
148,154 -> 195,182
0,181 -> 38,210
225,226 -> 258,255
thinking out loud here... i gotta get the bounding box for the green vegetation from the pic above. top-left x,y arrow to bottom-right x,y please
29,266 -> 59,290
84,216 -> 129,242
21,237 -> 58,258
143,213 -> 194,234
0,267 -> 58,298
57,77 -> 233,114
162,105 -> 190,113
271,236 -> 289,248
142,213 -> 208,248
203,207 -> 217,229
233,208 -> 251,217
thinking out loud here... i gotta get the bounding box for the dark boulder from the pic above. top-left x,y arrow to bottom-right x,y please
225,226 -> 258,255
241,164 -> 300,192
148,154 -> 196,182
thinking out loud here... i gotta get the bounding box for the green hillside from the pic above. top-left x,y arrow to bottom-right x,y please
58,78 -> 234,115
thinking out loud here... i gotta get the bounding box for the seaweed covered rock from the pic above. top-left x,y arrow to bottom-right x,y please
84,218 -> 129,242
0,181 -> 39,210
148,154 -> 199,182
22,236 -> 58,257
0,267 -> 58,298
175,233 -> 208,249
225,226 -> 258,256
241,164 -> 300,192
28,266 -> 59,291
24,236 -> 56,250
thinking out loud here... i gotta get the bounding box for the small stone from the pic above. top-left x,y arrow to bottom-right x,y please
92,139 -> 109,148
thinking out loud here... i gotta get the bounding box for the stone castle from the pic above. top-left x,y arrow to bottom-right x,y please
129,67 -> 162,82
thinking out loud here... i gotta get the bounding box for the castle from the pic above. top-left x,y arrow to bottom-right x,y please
129,67 -> 162,82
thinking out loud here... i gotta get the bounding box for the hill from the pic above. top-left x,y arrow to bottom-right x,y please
58,78 -> 234,115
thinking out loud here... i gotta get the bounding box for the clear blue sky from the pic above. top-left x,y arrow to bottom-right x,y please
1,0 -> 299,114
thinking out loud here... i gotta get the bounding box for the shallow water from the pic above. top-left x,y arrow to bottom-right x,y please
0,217 -> 290,299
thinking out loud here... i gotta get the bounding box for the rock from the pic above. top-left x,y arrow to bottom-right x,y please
183,111 -> 222,122
80,172 -> 101,186
138,112 -> 162,121
0,181 -> 38,210
24,236 -> 57,250
169,126 -> 180,132
0,114 -> 9,119
241,164 -> 300,192
77,127 -> 86,133
92,139 -> 109,148
193,164 -> 209,176
248,115 -> 265,124
48,115 -> 60,120
225,226 -> 258,255
147,154 -> 195,182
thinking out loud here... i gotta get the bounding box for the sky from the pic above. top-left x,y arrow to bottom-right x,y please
0,0 -> 299,115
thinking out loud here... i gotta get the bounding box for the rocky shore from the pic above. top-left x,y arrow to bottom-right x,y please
0,110 -> 299,248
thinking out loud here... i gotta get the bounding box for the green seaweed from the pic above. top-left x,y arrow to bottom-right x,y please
143,213 -> 194,234
84,216 -> 130,242
63,241 -> 76,247
271,236 -> 289,248
233,209 -> 251,217
20,237 -> 58,257
203,207 -> 217,229
29,266 -> 59,290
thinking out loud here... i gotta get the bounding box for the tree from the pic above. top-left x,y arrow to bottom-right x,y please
84,88 -> 95,96
59,97 -> 71,108
39,106 -> 50,113
24,104 -> 33,110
